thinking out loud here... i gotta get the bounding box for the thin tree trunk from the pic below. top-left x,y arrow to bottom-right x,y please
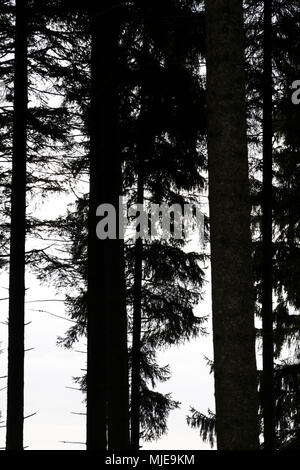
130,32 -> 150,447
107,175 -> 130,450
6,0 -> 28,451
87,1 -> 129,450
130,140 -> 144,450
205,0 -> 259,450
262,0 -> 275,450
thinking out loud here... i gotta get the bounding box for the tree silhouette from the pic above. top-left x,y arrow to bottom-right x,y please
87,1 -> 130,450
6,0 -> 28,450
205,0 -> 259,449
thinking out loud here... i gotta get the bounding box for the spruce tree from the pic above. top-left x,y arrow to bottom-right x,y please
33,0 -> 208,448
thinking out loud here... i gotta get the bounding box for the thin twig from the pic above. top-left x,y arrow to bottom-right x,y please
59,441 -> 85,445
30,308 -> 76,323
24,412 -> 37,420
25,299 -> 65,303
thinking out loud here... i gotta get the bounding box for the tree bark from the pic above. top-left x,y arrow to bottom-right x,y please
87,1 -> 129,450
262,0 -> 275,450
6,0 -> 28,451
205,0 -> 260,450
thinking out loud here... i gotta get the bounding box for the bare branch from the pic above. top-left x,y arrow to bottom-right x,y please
24,412 -> 37,420
59,441 -> 85,445
30,308 -> 76,323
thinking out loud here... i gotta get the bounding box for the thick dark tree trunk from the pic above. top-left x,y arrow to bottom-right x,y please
6,0 -> 28,451
205,0 -> 260,450
87,1 -> 129,450
262,0 -> 275,450
86,14 -> 107,448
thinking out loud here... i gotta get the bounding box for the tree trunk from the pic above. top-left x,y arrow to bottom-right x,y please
262,0 -> 275,450
130,34 -> 150,447
6,0 -> 28,451
107,193 -> 130,450
205,0 -> 260,450
87,1 -> 129,450
130,139 -> 144,450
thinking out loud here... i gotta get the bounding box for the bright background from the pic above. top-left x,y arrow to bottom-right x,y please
0,194 -> 215,450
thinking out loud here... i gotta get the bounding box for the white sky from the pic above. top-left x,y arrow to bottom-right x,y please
0,282 -> 215,450
0,194 -> 215,450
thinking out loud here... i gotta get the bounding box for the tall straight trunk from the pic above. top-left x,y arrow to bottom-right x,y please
107,197 -> 130,450
262,0 -> 275,450
6,0 -> 28,451
86,13 -> 107,449
130,143 -> 144,450
205,0 -> 259,450
130,35 -> 149,447
87,1 -> 129,450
